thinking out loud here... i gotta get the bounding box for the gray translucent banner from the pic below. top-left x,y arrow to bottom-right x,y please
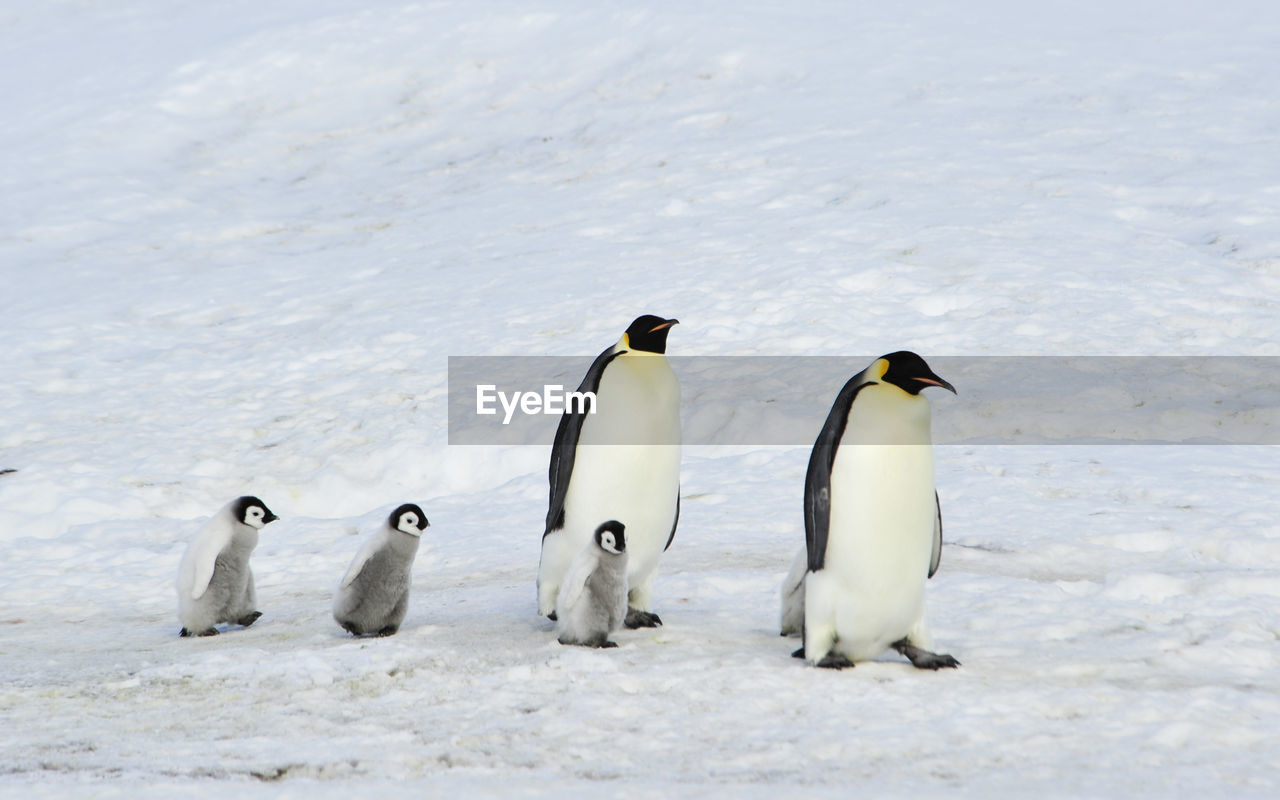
447,356 -> 1280,445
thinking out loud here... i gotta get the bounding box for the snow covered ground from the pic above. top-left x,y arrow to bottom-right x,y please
3,0 -> 1279,796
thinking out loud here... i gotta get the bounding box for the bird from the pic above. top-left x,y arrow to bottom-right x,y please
538,314 -> 681,629
793,351 -> 960,670
555,520 -> 629,648
177,496 -> 278,637
779,547 -> 807,637
333,503 -> 428,637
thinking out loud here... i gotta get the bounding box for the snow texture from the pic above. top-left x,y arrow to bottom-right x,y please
2,0 -> 1279,796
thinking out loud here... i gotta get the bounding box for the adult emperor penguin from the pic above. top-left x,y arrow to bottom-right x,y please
177,496 -> 278,637
333,503 -> 429,637
794,351 -> 960,670
556,520 -> 629,648
538,314 -> 681,629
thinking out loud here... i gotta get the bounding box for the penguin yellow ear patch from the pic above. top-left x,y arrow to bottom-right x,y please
874,359 -> 890,379
620,332 -> 631,349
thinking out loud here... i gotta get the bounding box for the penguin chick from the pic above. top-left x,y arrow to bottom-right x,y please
556,520 -> 628,648
333,503 -> 428,637
177,496 -> 278,637
779,545 -> 807,637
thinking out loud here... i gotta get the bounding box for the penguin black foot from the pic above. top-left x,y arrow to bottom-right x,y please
547,611 -> 558,622
624,609 -> 662,628
179,627 -> 189,637
376,626 -> 399,637
181,627 -> 217,637
236,611 -> 262,628
340,622 -> 362,636
791,647 -> 805,659
815,653 -> 855,670
557,637 -> 618,648
893,639 -> 960,670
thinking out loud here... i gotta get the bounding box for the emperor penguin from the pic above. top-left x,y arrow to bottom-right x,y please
793,352 -> 960,670
177,496 -> 278,637
333,503 -> 428,637
556,520 -> 629,648
538,314 -> 681,629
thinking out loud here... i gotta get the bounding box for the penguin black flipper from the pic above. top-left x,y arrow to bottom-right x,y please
929,490 -> 943,579
663,493 -> 680,551
804,375 -> 874,572
544,345 -> 625,537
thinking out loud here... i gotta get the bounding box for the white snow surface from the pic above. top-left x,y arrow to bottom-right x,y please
3,0 -> 1279,796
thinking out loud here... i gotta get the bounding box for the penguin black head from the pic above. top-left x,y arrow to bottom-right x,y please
234,496 -> 278,529
594,520 -> 627,555
389,503 -> 429,536
622,315 -> 679,354
876,351 -> 957,396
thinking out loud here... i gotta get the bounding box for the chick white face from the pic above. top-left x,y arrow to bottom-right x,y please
235,496 -> 278,529
396,512 -> 424,535
390,503 -> 429,537
594,521 -> 626,555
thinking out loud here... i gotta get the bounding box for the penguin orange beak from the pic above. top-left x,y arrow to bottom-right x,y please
916,376 -> 957,394
650,318 -> 679,332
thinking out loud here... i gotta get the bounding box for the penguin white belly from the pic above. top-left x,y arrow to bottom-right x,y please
565,444 -> 678,563
581,353 -> 681,449
539,353 -> 680,612
809,443 -> 936,661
